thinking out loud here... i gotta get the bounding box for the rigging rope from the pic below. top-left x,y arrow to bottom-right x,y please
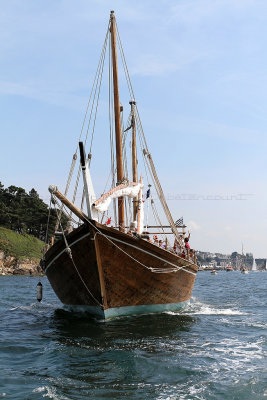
114,19 -> 184,249
70,23 -> 110,211
88,31 -> 109,156
44,196 -> 53,246
54,15 -> 184,252
87,218 -> 195,275
78,25 -> 110,148
52,200 -> 102,307
150,197 -> 166,236
51,191 -> 196,276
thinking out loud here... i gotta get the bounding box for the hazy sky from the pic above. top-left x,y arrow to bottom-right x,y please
1,0 -> 267,257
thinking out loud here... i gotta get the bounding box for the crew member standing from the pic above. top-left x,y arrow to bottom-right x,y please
184,231 -> 191,257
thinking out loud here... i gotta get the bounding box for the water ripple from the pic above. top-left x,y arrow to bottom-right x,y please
0,273 -> 266,399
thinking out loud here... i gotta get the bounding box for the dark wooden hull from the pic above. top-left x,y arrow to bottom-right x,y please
42,221 -> 198,318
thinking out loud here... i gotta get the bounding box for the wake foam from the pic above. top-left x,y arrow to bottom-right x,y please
166,298 -> 246,316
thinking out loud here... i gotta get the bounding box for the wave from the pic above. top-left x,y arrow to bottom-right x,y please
33,386 -> 70,400
166,298 -> 246,316
9,302 -> 59,312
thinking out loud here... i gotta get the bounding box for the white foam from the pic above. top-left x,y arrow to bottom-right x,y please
183,299 -> 246,316
33,387 -> 45,393
35,386 -> 70,400
9,302 -> 58,312
193,306 -> 245,315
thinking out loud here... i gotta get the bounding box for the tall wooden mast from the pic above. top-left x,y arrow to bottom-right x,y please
110,10 -> 124,231
130,100 -> 138,221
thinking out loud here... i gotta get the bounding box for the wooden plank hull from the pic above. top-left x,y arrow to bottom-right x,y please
42,221 -> 198,319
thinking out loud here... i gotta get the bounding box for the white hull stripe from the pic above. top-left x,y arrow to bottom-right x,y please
45,230 -> 196,276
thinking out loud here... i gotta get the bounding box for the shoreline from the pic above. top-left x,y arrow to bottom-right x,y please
0,250 -> 43,276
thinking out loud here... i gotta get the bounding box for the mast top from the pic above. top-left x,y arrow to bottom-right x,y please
110,10 -> 115,18
129,100 -> 136,106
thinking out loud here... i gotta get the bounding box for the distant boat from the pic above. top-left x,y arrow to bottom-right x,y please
251,258 -> 257,271
226,266 -> 233,272
40,11 -> 198,319
210,269 -> 218,275
241,268 -> 248,274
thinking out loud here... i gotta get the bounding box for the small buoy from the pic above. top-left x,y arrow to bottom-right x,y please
36,282 -> 43,302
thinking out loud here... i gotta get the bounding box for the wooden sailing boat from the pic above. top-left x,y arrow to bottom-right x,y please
41,11 -> 198,319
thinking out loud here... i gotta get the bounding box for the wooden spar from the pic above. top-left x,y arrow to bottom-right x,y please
48,185 -> 88,223
110,11 -> 124,231
137,175 -> 143,234
121,225 -> 186,229
130,100 -> 138,221
130,102 -> 137,183
146,225 -> 186,229
145,151 -> 184,248
144,232 -> 181,235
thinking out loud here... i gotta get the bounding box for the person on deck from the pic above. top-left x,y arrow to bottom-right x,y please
173,237 -> 183,254
184,231 -> 191,257
189,248 -> 195,261
159,240 -> 165,249
184,231 -> 190,247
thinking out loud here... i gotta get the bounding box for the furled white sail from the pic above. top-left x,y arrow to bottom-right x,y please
84,160 -> 98,221
92,183 -> 143,213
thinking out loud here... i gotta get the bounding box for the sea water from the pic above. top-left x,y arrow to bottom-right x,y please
0,272 -> 266,400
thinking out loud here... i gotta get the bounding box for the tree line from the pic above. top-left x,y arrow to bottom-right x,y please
0,182 -> 67,241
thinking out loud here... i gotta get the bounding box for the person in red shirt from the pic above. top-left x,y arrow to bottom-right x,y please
184,231 -> 191,257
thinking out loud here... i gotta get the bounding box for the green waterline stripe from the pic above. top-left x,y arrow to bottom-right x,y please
65,300 -> 189,319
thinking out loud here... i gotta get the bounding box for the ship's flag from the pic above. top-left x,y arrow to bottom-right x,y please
146,188 -> 151,199
106,217 -> 112,225
175,217 -> 183,227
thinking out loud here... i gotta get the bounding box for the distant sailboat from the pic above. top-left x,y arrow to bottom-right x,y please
251,258 -> 257,271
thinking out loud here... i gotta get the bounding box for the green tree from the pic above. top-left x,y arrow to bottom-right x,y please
0,183 -> 68,241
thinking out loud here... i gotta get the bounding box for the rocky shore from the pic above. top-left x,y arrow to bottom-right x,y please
0,250 -> 42,276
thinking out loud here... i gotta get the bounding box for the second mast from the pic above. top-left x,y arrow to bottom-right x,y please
110,11 -> 125,231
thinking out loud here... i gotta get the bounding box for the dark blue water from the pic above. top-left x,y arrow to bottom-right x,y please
0,272 -> 266,400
